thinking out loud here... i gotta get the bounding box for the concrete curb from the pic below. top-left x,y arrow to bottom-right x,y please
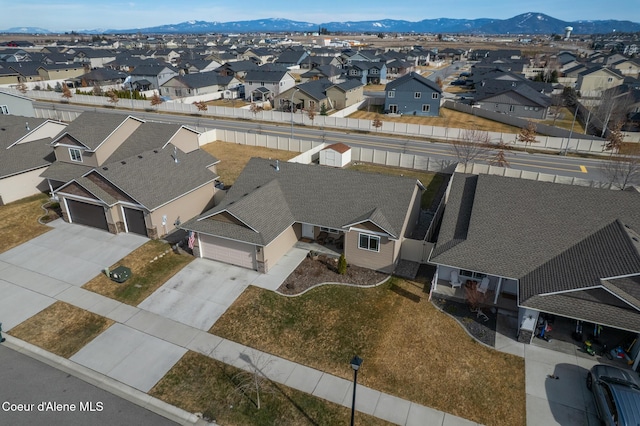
3,336 -> 211,426
275,275 -> 392,298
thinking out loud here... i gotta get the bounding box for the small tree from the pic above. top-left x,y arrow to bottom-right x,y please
106,90 -> 119,106
61,83 -> 73,101
150,92 -> 163,110
600,147 -> 640,190
16,82 -> 28,94
517,120 -> 538,153
92,83 -> 103,96
604,120 -> 624,155
249,102 -> 263,118
307,106 -> 317,126
337,253 -> 347,275
435,76 -> 444,89
450,129 -> 491,166
488,139 -> 510,168
319,103 -> 328,116
193,101 -> 208,113
372,115 -> 383,132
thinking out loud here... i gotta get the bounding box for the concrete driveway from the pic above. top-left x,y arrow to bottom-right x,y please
138,258 -> 260,330
0,220 -> 147,330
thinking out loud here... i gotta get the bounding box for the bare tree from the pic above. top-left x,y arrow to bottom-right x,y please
600,147 -> 640,190
193,101 -> 208,113
106,90 -> 119,106
435,76 -> 444,89
61,83 -> 73,102
450,129 -> 491,166
597,87 -> 633,137
307,106 -> 317,126
92,83 -> 103,96
517,120 -> 538,153
488,139 -> 511,168
16,82 -> 28,94
603,120 -> 624,154
150,91 -> 163,110
249,102 -> 263,118
231,353 -> 276,410
372,115 -> 383,132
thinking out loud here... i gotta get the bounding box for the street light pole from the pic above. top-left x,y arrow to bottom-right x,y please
350,355 -> 363,426
290,88 -> 300,139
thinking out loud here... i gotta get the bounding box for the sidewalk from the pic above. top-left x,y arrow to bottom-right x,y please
4,278 -> 481,426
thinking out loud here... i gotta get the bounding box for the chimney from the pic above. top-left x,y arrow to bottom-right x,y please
275,159 -> 279,171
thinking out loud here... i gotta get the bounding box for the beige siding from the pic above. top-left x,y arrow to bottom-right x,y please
148,183 -> 215,237
0,167 -> 49,205
20,122 -> 67,143
396,185 -> 422,260
344,231 -> 396,273
168,127 -> 200,154
54,145 -> 99,167
93,118 -> 142,165
262,225 -> 298,272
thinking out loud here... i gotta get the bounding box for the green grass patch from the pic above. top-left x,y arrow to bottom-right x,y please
150,351 -> 391,425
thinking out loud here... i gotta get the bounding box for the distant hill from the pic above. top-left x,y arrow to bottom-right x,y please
3,27 -> 52,34
2,13 -> 639,35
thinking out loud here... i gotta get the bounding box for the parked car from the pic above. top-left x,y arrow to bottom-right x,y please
586,364 -> 640,426
450,79 -> 466,86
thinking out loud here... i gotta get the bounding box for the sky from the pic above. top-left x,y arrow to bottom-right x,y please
1,0 -> 638,32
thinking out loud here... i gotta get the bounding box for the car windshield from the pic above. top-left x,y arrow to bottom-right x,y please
601,376 -> 640,391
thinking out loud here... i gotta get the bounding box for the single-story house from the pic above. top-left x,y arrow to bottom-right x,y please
429,172 -> 640,367
160,72 -> 240,99
181,158 -> 424,273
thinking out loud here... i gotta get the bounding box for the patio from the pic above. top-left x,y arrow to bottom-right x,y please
431,278 -> 519,313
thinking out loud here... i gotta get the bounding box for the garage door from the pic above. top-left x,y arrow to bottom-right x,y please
200,235 -> 256,269
67,199 -> 109,231
123,207 -> 147,236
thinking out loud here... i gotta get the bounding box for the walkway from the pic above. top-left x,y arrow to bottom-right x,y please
2,222 -> 480,426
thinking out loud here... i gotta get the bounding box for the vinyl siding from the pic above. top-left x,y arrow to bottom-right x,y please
94,118 -> 143,165
0,167 -> 49,205
262,225 -> 298,272
148,183 -> 215,237
344,230 -> 396,273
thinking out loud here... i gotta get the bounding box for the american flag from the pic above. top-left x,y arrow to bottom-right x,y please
187,231 -> 196,250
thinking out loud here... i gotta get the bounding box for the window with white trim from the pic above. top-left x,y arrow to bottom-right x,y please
389,104 -> 398,113
432,93 -> 439,99
387,91 -> 395,98
358,233 -> 380,252
69,148 -> 83,162
0,105 -> 8,114
422,104 -> 430,112
321,227 -> 340,234
414,92 -> 421,99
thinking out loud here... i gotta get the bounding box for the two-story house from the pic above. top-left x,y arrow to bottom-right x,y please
384,72 -> 441,117
344,61 -> 387,85
129,64 -> 179,91
243,69 -> 296,102
41,112 -> 220,239
576,67 -> 625,98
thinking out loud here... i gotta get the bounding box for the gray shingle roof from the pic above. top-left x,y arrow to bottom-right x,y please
104,121 -> 182,164
384,71 -> 441,93
95,145 -> 218,210
164,72 -> 233,89
183,158 -> 420,246
244,69 -> 289,83
430,173 -> 640,331
40,161 -> 93,183
52,112 -> 139,151
0,116 -> 55,178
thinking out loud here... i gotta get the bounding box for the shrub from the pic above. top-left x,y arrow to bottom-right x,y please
337,253 -> 347,275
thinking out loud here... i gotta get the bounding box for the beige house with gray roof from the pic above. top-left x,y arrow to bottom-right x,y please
42,111 -> 219,238
181,158 -> 424,273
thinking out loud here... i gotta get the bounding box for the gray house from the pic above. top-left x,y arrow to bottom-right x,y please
474,84 -> 551,119
384,72 -> 441,117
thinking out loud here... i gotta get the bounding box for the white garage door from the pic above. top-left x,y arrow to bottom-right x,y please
200,235 -> 256,270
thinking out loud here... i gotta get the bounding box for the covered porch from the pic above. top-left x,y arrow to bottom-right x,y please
294,223 -> 344,258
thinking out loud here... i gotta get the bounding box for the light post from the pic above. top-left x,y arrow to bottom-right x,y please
350,355 -> 363,426
290,88 -> 300,139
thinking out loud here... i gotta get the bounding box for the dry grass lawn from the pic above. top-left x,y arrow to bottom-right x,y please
201,141 -> 298,185
349,109 -> 521,133
535,107 -> 586,134
82,240 -> 192,305
151,351 -> 392,425
210,278 -> 525,426
8,301 -> 113,358
0,193 -> 51,254
204,99 -> 251,108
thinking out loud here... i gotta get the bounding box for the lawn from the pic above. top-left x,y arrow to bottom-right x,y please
201,141 -> 298,185
0,193 -> 51,254
82,240 -> 193,306
8,301 -> 113,358
150,351 -> 392,426
536,107 -> 586,133
348,163 -> 444,209
349,109 -> 521,133
210,278 -> 526,426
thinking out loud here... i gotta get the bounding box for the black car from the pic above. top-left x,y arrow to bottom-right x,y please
450,79 -> 466,86
586,364 -> 640,426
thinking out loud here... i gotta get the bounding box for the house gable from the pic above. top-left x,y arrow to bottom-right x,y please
58,181 -> 100,200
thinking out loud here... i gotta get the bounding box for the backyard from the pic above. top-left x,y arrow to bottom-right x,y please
210,277 -> 526,426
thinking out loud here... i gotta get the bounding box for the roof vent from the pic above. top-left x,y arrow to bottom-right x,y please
138,155 -> 143,159
102,167 -> 108,170
26,122 -> 30,131
121,161 -> 126,165
153,149 -> 158,153
172,146 -> 178,164
275,159 -> 279,171
633,237 -> 639,242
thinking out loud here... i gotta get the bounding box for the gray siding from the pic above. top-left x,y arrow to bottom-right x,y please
385,79 -> 440,117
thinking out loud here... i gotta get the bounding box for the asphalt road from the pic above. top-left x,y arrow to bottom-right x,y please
35,101 -> 610,182
0,344 -> 177,426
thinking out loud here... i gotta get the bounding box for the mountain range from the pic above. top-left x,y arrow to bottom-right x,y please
3,13 -> 640,35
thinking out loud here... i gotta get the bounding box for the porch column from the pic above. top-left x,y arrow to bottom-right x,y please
429,266 -> 439,300
47,179 -> 55,199
493,277 -> 503,305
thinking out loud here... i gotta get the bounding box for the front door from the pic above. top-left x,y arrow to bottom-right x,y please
302,223 -> 314,239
